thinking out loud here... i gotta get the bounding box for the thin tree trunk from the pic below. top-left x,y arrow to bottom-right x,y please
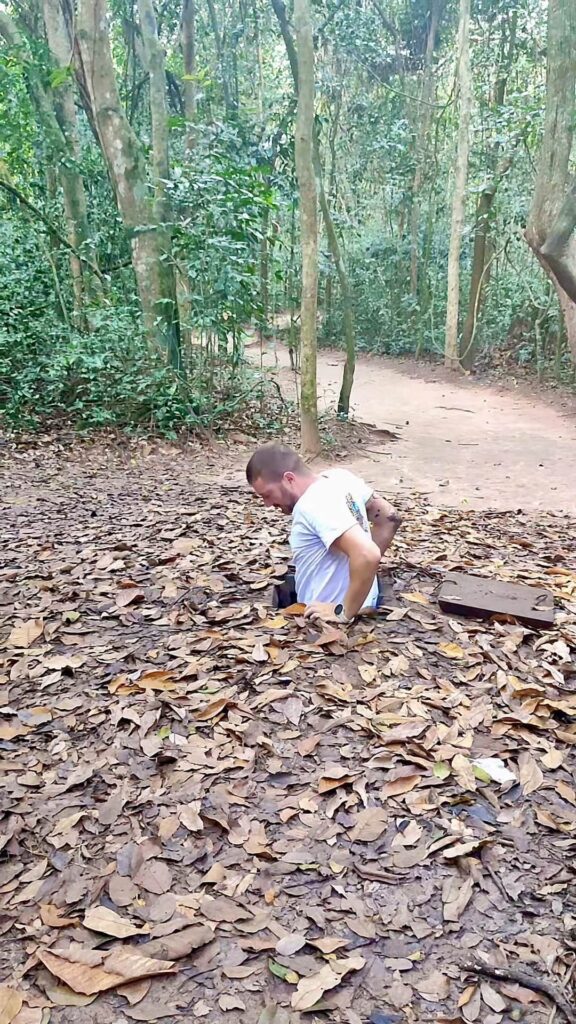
294,0 -> 320,454
75,0 -> 181,369
138,0 -> 181,364
1,7 -> 100,325
206,0 -> 233,115
525,0 -> 576,363
460,146 -> 518,366
181,0 -> 197,150
460,12 -> 518,368
313,146 -> 355,417
271,0 -> 356,418
259,207 -> 270,337
138,0 -> 170,224
409,0 -> 440,298
44,0 -> 102,320
444,0 -> 472,370
253,0 -> 265,120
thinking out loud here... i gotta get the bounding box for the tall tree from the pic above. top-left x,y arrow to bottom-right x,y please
460,9 -> 518,368
444,0 -> 472,370
181,0 -> 197,151
409,0 -> 441,300
75,0 -> 181,369
525,0 -> 576,363
294,0 -> 320,453
0,6 -> 100,324
272,0 -> 357,419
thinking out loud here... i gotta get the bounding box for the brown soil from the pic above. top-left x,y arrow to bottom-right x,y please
251,342 -> 576,513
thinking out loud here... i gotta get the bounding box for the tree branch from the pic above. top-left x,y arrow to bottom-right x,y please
0,178 -> 105,282
270,0 -> 299,91
462,960 -> 576,1024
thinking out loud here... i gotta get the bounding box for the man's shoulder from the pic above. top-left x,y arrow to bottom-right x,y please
295,472 -> 362,527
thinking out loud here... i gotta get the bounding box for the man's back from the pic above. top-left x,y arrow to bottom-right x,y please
290,468 -> 379,607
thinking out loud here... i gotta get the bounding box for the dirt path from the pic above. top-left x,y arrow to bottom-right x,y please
254,343 -> 576,513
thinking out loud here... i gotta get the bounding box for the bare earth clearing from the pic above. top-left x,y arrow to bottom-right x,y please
253,342 -> 576,513
0,353 -> 575,1024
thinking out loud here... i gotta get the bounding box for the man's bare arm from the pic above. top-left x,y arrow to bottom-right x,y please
331,525 -> 381,618
365,494 -> 402,556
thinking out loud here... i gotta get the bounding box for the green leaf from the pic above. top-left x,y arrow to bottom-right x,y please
433,762 -> 451,780
267,960 -> 299,984
49,66 -> 72,88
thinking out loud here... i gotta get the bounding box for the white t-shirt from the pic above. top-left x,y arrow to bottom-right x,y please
290,469 -> 379,608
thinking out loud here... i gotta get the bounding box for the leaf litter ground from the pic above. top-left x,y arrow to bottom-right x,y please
1,439 -> 575,1024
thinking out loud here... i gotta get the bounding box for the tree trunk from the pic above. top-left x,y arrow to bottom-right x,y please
138,0 -> 170,223
444,0 -> 472,370
460,11 -> 518,368
1,7 -> 100,325
294,0 -> 320,454
271,0 -> 356,420
313,146 -> 355,417
409,0 -> 440,298
525,0 -> 576,363
460,147 -> 517,367
259,206 -> 270,337
206,0 -> 233,115
42,0 -> 103,321
459,188 -> 493,367
75,0 -> 181,369
181,0 -> 197,151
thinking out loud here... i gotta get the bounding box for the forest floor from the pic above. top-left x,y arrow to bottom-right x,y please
1,352 -> 576,1024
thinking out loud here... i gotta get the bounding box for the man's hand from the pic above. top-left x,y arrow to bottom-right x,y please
304,602 -> 339,623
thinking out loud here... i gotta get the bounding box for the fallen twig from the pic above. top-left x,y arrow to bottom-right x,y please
354,863 -> 402,884
461,959 -> 576,1024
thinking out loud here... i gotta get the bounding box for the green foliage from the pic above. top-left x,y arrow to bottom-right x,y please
0,0 -> 573,444
0,307 -> 275,437
0,219 -> 276,437
170,123 -> 277,353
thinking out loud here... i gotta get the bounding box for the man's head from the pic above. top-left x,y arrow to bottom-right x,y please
246,443 -> 314,514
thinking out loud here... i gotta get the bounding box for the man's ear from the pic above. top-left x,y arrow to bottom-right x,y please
283,472 -> 296,485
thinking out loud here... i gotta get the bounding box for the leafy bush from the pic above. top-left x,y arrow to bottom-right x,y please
0,303 -> 274,437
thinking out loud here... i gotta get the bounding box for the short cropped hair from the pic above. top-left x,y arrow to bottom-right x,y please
246,443 -> 306,484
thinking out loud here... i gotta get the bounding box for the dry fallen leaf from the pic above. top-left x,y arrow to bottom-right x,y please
141,925 -> 214,960
480,982 -> 507,1012
381,773 -> 421,798
200,896 -> 252,923
11,1006 -> 45,1024
179,802 -> 204,832
7,619 -> 44,649
116,586 -> 145,608
414,970 -> 451,1001
291,956 -> 365,1011
0,986 -> 23,1024
84,906 -> 149,938
117,978 -> 152,1006
518,752 -> 544,794
40,904 -> 78,928
452,755 -> 477,792
37,946 -> 176,995
133,860 -> 173,895
275,935 -> 306,956
219,995 -> 247,1011
348,807 -> 387,842
443,876 -> 474,922
438,641 -> 466,660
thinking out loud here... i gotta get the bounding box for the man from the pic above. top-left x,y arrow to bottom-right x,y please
246,442 -> 402,624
